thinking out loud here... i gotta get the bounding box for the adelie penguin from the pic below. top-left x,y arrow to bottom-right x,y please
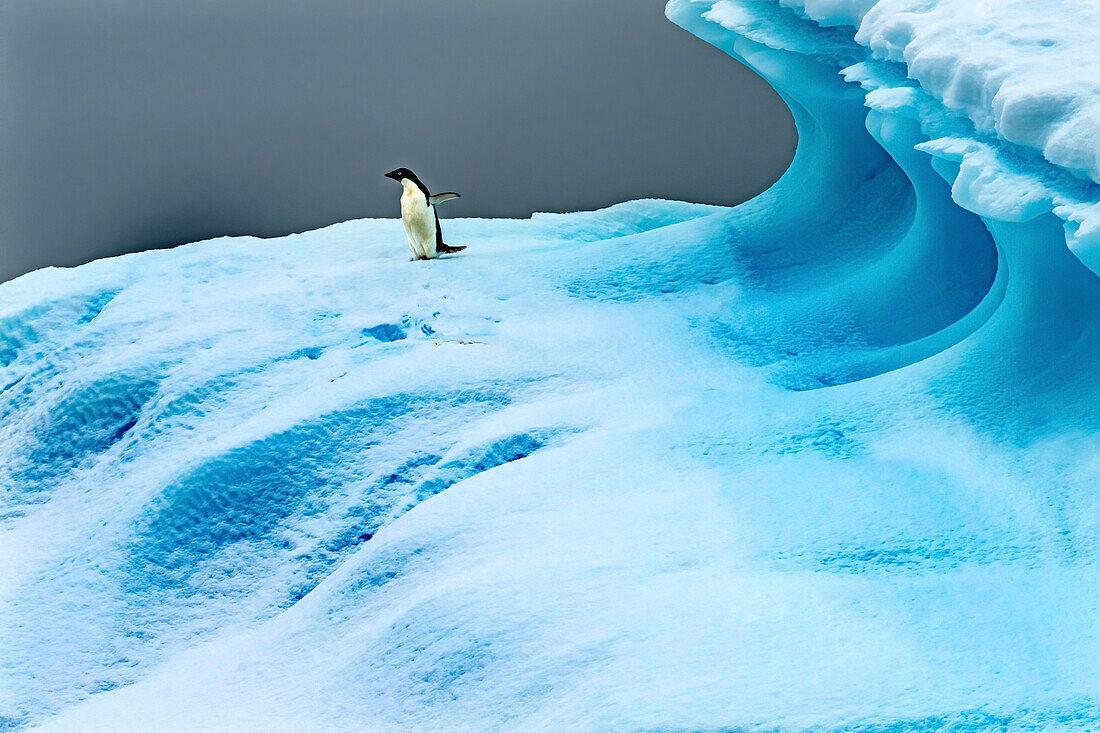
384,168 -> 466,260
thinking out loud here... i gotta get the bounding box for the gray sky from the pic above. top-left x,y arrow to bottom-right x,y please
0,0 -> 795,283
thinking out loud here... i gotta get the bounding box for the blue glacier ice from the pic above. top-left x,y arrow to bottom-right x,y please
3,1 -> 1100,731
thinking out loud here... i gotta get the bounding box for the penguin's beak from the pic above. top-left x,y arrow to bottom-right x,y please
384,169 -> 401,181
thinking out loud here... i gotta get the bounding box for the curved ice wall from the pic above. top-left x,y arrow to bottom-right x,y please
4,1 -> 1100,730
666,0 -> 1100,428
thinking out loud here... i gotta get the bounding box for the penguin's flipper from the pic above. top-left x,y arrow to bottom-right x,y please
429,192 -> 460,205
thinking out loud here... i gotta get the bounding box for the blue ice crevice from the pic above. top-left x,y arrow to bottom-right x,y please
666,0 -> 1100,424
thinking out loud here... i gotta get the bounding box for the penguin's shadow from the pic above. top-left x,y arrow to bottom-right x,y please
408,255 -> 465,263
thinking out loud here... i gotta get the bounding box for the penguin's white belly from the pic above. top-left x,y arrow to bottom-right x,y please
400,190 -> 437,260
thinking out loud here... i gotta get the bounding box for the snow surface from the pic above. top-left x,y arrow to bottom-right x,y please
3,1 -> 1100,731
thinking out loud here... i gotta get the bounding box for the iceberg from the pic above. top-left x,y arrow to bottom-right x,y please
2,1 -> 1099,730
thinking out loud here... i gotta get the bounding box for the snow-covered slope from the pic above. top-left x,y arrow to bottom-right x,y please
3,2 -> 1100,731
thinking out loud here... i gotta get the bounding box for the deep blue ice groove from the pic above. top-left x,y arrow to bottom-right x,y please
126,389 -> 509,591
285,431 -> 554,606
413,431 -> 548,503
0,290 -> 118,368
0,374 -> 24,395
45,419 -> 566,706
137,372 -> 242,437
306,431 -> 561,608
2,370 -> 159,505
9,390 -> 549,710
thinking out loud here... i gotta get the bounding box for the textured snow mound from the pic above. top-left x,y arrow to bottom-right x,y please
3,2 -> 1100,732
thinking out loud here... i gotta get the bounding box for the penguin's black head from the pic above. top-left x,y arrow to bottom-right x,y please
384,168 -> 415,182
